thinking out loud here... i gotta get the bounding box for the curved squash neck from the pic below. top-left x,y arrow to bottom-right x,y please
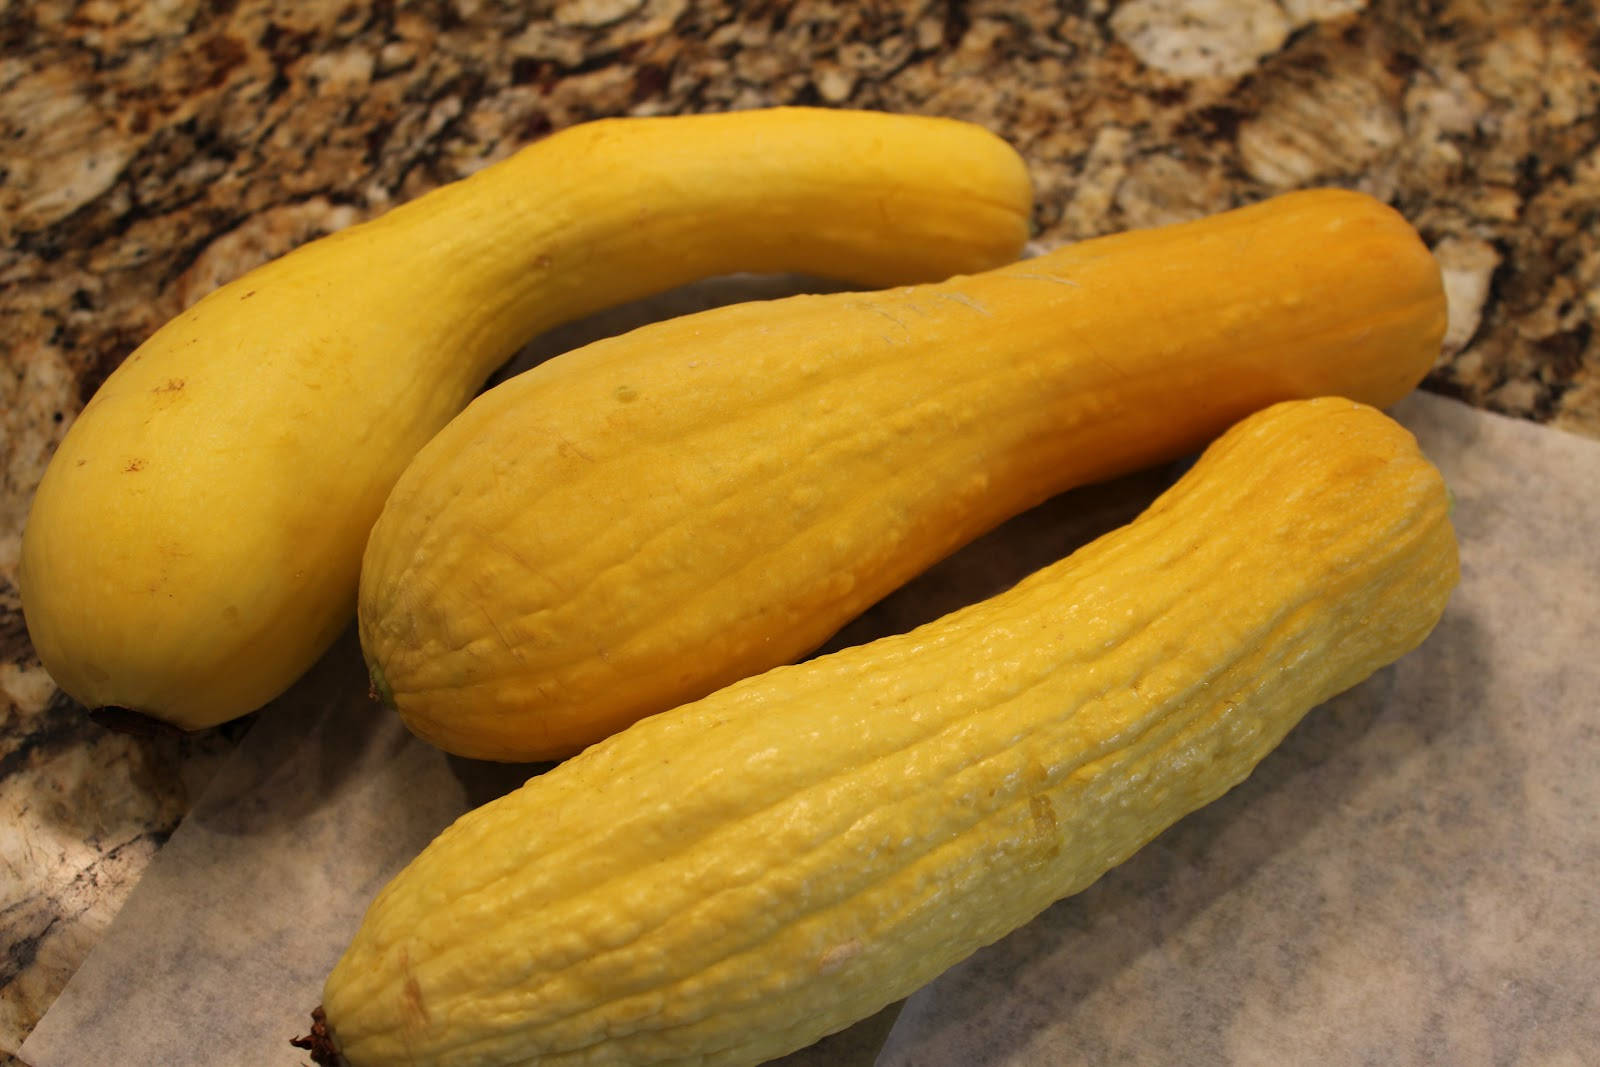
318,109 -> 1033,401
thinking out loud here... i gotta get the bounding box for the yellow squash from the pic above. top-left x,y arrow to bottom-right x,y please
360,187 -> 1446,761
323,397 -> 1460,1067
19,107 -> 1032,729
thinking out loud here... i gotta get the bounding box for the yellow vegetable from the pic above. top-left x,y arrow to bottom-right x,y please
361,187 -> 1446,761
19,107 -> 1032,729
323,396 -> 1460,1067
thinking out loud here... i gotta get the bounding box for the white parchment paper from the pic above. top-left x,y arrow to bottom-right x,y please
20,379 -> 1600,1065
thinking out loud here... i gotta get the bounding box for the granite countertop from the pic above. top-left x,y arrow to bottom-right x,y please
2,0 -> 1597,1061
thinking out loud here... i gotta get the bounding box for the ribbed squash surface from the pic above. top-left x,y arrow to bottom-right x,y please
361,187 -> 1448,760
326,397 -> 1459,1067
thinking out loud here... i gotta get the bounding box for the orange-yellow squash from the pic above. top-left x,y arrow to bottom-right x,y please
323,397 -> 1460,1067
19,107 -> 1032,729
360,187 -> 1447,760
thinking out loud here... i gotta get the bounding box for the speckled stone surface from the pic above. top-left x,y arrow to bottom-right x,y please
1,0 -> 1597,1058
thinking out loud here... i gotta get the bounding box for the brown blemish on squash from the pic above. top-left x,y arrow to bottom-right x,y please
1028,794 -> 1059,856
125,458 -> 145,472
369,661 -> 397,710
555,433 -> 594,462
154,377 -> 185,393
394,946 -> 432,1038
817,939 -> 862,975
403,974 -> 431,1025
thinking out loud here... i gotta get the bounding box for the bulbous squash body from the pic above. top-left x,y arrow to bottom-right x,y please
19,107 -> 1032,728
361,187 -> 1447,760
324,397 -> 1459,1067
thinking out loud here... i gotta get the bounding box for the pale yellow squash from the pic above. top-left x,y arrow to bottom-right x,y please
360,187 -> 1446,761
19,107 -> 1032,729
323,397 -> 1460,1067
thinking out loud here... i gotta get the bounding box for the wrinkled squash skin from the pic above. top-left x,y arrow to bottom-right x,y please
361,187 -> 1447,761
324,397 -> 1460,1067
19,107 -> 1032,729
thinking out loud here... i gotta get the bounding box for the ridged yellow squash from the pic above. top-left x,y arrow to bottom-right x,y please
360,187 -> 1446,761
19,107 -> 1032,729
323,397 -> 1460,1067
